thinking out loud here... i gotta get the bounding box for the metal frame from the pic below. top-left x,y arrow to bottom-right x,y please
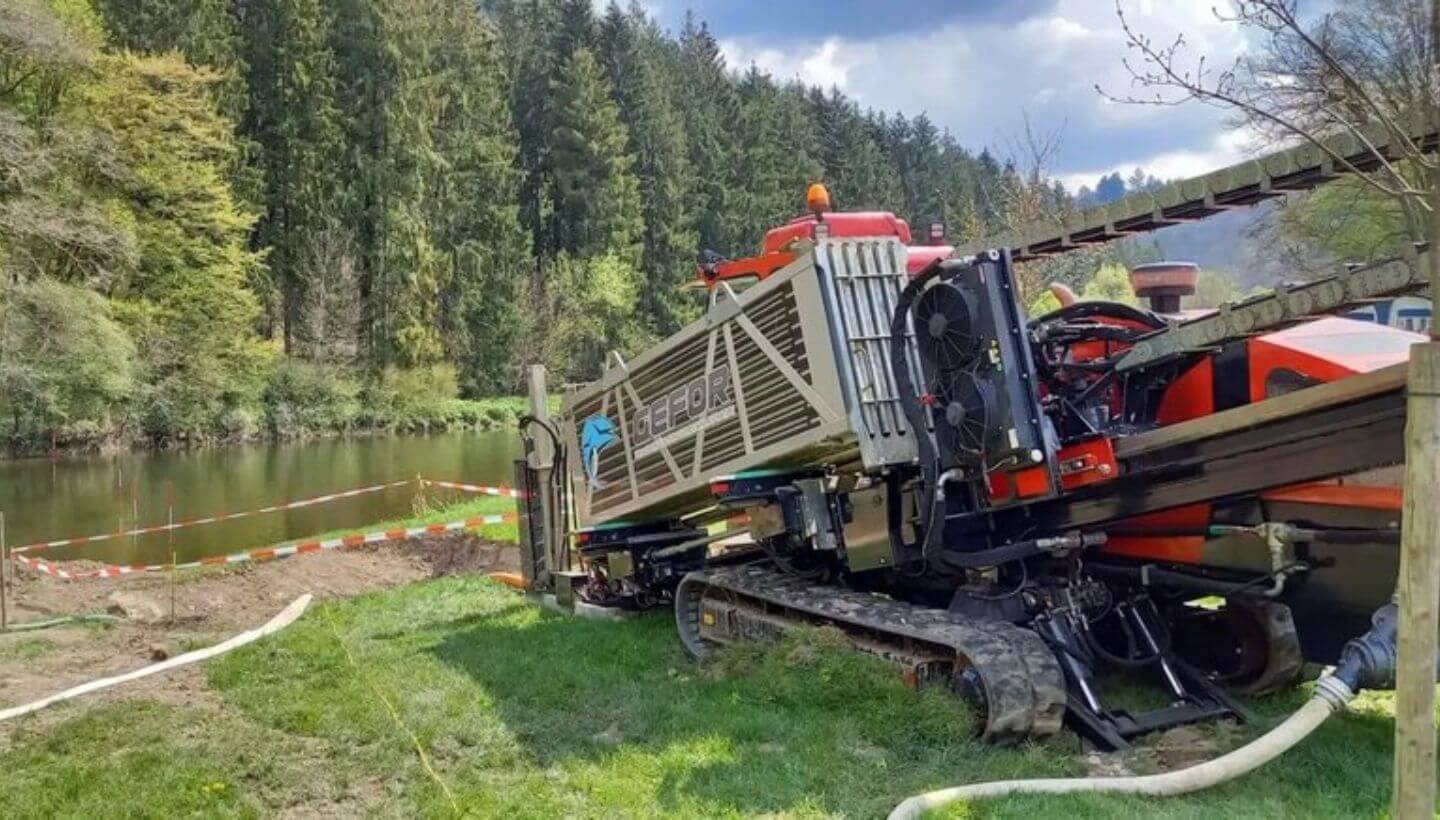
814,238 -> 925,467
563,246 -> 861,527
955,114 -> 1438,262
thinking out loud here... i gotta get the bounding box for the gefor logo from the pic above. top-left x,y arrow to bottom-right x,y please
580,414 -> 619,490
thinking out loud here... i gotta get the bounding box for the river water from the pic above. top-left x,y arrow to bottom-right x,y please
0,430 -> 523,567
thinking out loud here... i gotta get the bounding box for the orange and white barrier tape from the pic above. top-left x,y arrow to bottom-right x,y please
12,513 -> 516,581
421,479 -> 522,498
12,480 -> 415,555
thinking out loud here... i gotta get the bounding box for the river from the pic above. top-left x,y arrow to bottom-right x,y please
0,430 -> 523,567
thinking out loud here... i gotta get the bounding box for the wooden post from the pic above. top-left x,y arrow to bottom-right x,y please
1392,350 -> 1440,815
1395,21 -> 1440,811
1397,262 -> 1440,806
526,365 -> 558,588
167,494 -> 176,627
1,511 -> 8,632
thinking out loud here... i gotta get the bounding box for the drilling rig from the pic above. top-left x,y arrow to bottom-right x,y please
516,117 -> 1433,750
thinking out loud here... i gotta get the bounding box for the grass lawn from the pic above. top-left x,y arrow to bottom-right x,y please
0,569 -> 1420,819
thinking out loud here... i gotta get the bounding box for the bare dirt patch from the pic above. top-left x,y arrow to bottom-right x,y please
0,533 -> 516,741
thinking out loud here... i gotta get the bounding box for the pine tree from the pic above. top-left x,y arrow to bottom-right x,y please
729,69 -> 821,252
90,0 -> 247,117
548,47 -> 642,260
423,0 -> 531,395
242,0 -> 343,353
598,2 -> 698,335
327,0 -> 390,367
677,13 -> 743,257
327,0 -> 439,369
810,90 -> 902,212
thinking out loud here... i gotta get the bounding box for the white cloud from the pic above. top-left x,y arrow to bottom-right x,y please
715,0 -> 1254,179
721,36 -> 861,91
1057,127 -> 1262,191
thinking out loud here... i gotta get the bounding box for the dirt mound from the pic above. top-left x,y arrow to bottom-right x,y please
396,532 -> 517,578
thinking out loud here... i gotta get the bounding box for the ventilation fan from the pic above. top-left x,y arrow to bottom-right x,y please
914,282 -> 982,372
932,369 -> 997,462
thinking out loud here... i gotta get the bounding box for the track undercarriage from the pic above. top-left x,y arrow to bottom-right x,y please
673,559 -> 1263,749
677,563 -> 1068,744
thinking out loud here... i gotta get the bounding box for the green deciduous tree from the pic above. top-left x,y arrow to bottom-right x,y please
80,51 -> 269,438
0,278 -> 135,447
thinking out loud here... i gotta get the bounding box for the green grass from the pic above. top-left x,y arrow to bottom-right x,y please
326,491 -> 519,543
0,638 -> 55,660
0,575 -> 1425,818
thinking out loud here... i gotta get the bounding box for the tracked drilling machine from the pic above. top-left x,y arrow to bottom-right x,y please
516,118 -> 1435,751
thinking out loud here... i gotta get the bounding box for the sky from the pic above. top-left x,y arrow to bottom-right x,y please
640,0 -> 1261,193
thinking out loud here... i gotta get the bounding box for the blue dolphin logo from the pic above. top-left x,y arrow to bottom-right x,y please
580,415 -> 619,490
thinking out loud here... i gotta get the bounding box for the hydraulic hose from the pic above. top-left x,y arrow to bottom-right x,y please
887,262 -> 944,533
888,259 -> 949,564
887,675 -> 1355,819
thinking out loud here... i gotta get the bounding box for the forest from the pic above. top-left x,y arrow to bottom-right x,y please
0,0 -> 1367,452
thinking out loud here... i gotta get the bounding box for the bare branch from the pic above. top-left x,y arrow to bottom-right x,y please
1099,0 -> 1433,212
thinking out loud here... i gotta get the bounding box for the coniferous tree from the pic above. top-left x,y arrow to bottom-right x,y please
677,13 -> 743,257
90,0 -> 246,116
598,2 -> 698,334
242,0 -> 343,352
10,0 -> 1118,423
548,47 -> 642,260
731,70 -> 823,248
423,0 -> 531,395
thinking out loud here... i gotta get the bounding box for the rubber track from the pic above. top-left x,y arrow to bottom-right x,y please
676,564 -> 1066,744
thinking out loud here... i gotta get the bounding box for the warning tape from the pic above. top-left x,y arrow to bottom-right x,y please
12,513 -> 517,581
420,479 -> 522,498
13,480 -> 416,555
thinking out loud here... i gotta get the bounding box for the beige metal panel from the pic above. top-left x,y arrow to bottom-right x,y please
815,237 -> 923,467
556,236 -> 925,529
561,251 -> 852,528
842,485 -> 894,572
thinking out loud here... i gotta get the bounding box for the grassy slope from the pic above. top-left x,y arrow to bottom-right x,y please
0,567 -> 1422,819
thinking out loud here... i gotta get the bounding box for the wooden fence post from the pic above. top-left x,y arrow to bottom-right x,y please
1,511 -> 8,632
1393,341 -> 1440,818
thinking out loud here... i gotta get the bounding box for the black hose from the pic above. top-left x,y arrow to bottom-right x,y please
1083,601 -> 1172,669
1031,300 -> 1165,329
888,259 -> 949,562
931,539 -> 1046,569
518,414 -> 570,574
1087,562 -> 1301,597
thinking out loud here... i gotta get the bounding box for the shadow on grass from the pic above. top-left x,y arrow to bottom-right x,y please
206,576 -> 1414,818
425,599 -> 1077,817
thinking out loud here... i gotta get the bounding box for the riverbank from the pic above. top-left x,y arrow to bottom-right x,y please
6,394 -> 545,458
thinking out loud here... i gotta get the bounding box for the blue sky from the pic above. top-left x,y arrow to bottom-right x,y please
639,0 -> 1260,192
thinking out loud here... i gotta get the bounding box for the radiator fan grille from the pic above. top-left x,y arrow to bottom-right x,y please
933,369 -> 996,460
914,282 -> 982,372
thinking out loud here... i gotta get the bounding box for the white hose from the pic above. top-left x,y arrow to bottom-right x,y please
888,676 -> 1355,820
0,594 -> 312,723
